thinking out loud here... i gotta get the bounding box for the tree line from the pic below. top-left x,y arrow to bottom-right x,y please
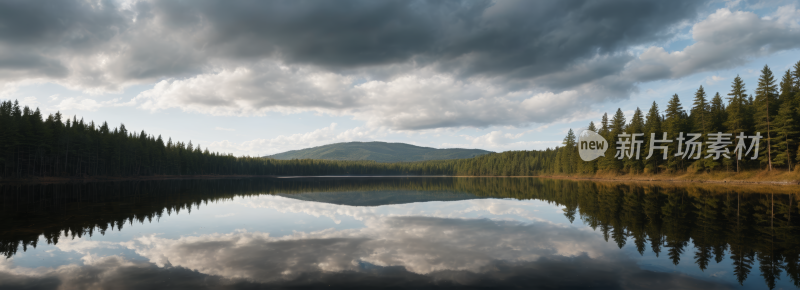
552,61 -> 800,175
0,99 -> 556,177
1,60 -> 798,178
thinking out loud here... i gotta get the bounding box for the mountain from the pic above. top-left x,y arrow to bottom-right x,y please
266,141 -> 492,162
279,190 -> 487,206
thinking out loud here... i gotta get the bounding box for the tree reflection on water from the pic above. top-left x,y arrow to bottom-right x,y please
1,177 -> 798,289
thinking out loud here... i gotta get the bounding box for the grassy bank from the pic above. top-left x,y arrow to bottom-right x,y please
537,169 -> 800,185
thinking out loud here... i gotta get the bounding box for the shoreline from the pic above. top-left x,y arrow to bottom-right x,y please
516,174 -> 800,186
0,174 -> 280,184
1,171 -> 798,187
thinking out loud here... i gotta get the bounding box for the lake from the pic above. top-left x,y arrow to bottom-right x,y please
1,177 -> 798,289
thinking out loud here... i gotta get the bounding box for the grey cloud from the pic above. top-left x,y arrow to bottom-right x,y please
0,0 -> 703,88
0,256 -> 735,290
0,0 -> 125,80
143,0 -> 703,83
5,0 -> 799,130
0,272 -> 61,290
150,0 -> 449,67
0,0 -> 125,48
433,0 -> 702,79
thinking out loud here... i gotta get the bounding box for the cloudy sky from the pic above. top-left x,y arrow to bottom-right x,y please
2,0 -> 800,156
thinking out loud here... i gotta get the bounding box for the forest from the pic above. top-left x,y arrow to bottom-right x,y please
550,61 -> 800,176
0,61 -> 798,178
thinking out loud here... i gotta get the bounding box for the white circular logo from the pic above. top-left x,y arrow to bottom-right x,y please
578,129 -> 608,161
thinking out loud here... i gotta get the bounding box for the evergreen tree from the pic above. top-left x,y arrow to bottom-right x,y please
754,65 -> 778,170
644,101 -> 662,173
709,92 -> 729,170
794,60 -> 800,92
691,85 -> 710,134
664,94 -> 686,171
598,112 -> 611,172
726,76 -> 748,172
625,108 -> 645,173
584,121 -> 599,174
600,113 -> 609,136
795,61 -> 800,166
709,92 -> 727,132
561,129 -> 576,174
774,70 -> 798,170
610,109 -> 626,135
600,109 -> 627,172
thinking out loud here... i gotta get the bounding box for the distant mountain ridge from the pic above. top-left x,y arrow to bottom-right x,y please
267,141 -> 492,162
279,190 -> 487,206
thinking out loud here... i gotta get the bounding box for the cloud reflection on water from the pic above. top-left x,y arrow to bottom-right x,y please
0,214 -> 735,289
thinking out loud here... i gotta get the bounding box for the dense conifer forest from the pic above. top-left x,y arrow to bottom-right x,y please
548,61 -> 800,175
1,60 -> 798,178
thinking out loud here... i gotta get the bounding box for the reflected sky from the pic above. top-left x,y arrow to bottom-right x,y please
0,178 -> 795,289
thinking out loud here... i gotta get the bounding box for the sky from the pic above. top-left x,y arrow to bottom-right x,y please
2,0 -> 800,156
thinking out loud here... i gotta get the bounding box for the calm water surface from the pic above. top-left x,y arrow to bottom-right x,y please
0,177 -> 798,289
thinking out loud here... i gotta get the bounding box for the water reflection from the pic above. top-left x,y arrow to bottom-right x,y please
1,177 -> 798,289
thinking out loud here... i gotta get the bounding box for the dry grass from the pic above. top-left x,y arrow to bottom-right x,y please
534,169 -> 800,193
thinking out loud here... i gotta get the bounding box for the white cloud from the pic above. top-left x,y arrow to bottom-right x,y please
54,98 -> 102,111
52,97 -> 131,112
444,131 -> 561,151
207,123 -> 385,156
132,63 -> 610,131
19,96 -> 39,108
706,75 -> 726,85
624,7 -> 800,82
119,215 -> 611,281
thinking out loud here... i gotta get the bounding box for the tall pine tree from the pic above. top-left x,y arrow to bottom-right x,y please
754,65 -> 778,170
773,70 -> 798,170
726,76 -> 748,172
691,85 -> 710,134
600,109 -> 626,172
561,129 -> 576,174
664,94 -> 686,171
709,92 -> 727,132
644,101 -> 662,173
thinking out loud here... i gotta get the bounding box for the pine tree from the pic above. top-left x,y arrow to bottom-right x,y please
727,76 -> 748,172
644,101 -> 662,173
754,65 -> 778,170
584,121 -> 598,174
600,113 -> 609,136
561,129 -> 576,174
709,92 -> 729,170
709,92 -> 726,132
773,70 -> 798,170
664,94 -> 686,171
597,112 -> 611,172
610,109 -> 626,135
625,108 -> 645,173
794,60 -> 800,92
691,85 -> 709,134
600,109 -> 626,172
794,61 -> 800,166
